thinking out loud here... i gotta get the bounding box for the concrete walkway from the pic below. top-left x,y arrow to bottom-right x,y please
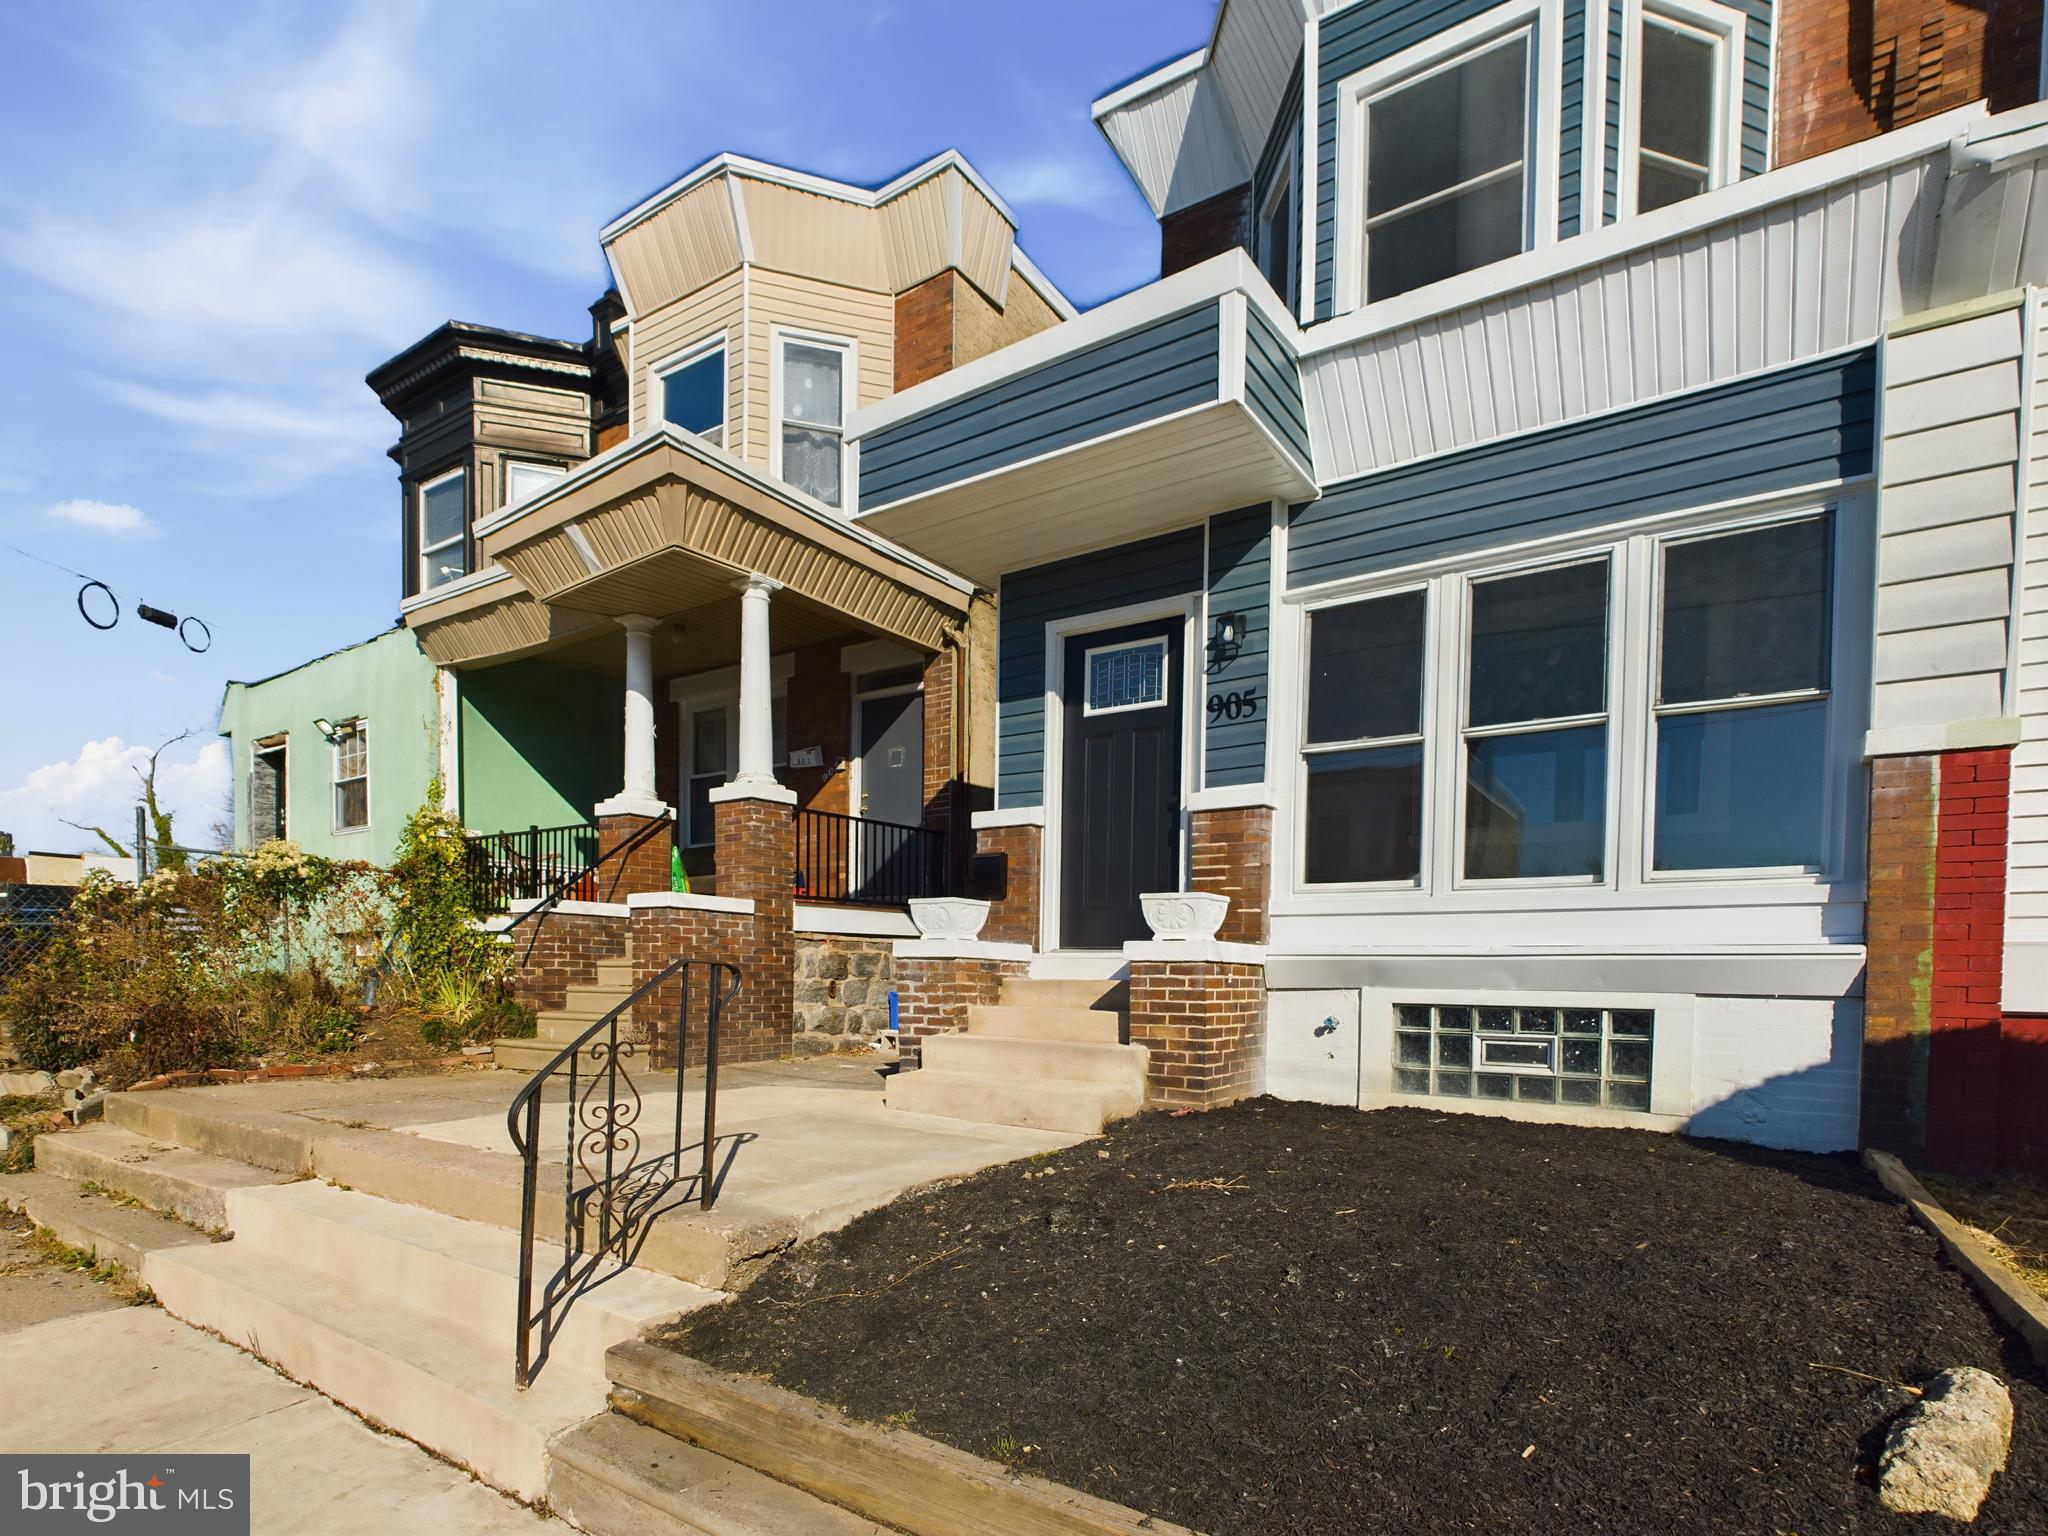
0,1307 -> 563,1533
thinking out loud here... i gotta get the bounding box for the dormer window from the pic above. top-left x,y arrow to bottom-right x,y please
656,339 -> 726,447
418,468 -> 467,592
1621,0 -> 1743,216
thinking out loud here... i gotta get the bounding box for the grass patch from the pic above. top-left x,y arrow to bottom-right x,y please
1920,1171 -> 2048,1302
0,1092 -> 57,1174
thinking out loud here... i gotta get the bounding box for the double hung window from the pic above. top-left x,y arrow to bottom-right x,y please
1625,0 -> 1741,215
1652,517 -> 1831,871
332,722 -> 369,833
659,342 -> 726,446
1361,32 -> 1532,302
1461,559 -> 1611,881
1300,590 -> 1428,885
417,469 -> 467,592
778,337 -> 848,508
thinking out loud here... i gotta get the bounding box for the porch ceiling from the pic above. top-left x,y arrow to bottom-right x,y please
853,399 -> 1314,586
479,434 -> 971,652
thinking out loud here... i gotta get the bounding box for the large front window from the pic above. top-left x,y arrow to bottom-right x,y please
1362,32 -> 1531,302
1463,559 -> 1610,881
778,336 -> 848,507
1653,517 -> 1831,871
418,468 -> 467,592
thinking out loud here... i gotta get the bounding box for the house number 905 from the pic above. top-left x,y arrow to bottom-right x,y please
1207,689 -> 1259,722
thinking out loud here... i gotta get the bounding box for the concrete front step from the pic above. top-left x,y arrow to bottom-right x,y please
565,983 -> 634,1015
547,1411 -> 891,1536
921,1032 -> 1146,1090
999,975 -> 1126,1011
489,1036 -> 564,1075
141,1239 -> 603,1501
595,959 -> 635,990
221,1180 -> 718,1366
964,1004 -> 1122,1045
34,1123 -> 297,1231
0,1169 -> 211,1274
883,1069 -> 1139,1135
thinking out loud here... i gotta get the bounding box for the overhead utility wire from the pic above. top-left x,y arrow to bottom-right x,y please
0,539 -> 212,652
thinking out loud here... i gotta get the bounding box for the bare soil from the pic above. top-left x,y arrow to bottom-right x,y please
667,1100 -> 2048,1535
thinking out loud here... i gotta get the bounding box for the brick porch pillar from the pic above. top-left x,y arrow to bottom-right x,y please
595,811 -> 675,899
708,787 -> 797,1062
1124,939 -> 1267,1109
1189,802 -> 1274,945
970,812 -> 1041,948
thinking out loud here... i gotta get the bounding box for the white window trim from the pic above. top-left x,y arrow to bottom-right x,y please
674,661 -> 794,848
1040,595 -> 1201,953
1295,580 -> 1433,893
1332,0 -> 1564,318
501,456 -> 569,510
1256,151 -> 1299,310
1614,0 -> 1746,218
768,326 -> 855,510
650,333 -> 729,447
1082,637 -> 1172,717
1272,485 -> 1875,922
417,466 -> 467,595
330,720 -> 370,837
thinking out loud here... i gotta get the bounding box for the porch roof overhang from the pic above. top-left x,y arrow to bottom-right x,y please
846,252 -> 1317,586
403,427 -> 975,669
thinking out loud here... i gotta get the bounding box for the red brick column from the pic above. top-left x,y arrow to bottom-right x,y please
1190,806 -> 1272,945
629,897 -> 757,1067
595,811 -> 674,900
503,907 -> 628,1014
1927,748 -> 2009,1173
1126,945 -> 1266,1109
892,946 -> 1031,1065
710,791 -> 795,1062
1862,755 -> 1937,1162
973,820 -> 1041,948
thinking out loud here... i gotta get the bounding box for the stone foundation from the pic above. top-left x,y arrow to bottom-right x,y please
794,933 -> 896,1054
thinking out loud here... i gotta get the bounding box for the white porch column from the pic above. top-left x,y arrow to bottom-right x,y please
596,613 -> 668,817
732,575 -> 783,791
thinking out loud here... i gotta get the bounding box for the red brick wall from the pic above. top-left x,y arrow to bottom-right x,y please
1862,754 -> 1936,1161
974,822 -> 1041,947
506,909 -> 628,1014
1190,806 -> 1272,945
893,954 -> 1028,1065
1127,959 -> 1266,1108
1160,184 -> 1252,277
894,273 -> 955,390
595,812 -> 674,899
712,795 -> 795,1061
1927,748 -> 2009,1173
630,904 -> 759,1067
785,641 -> 853,816
922,647 -> 955,835
1775,0 -> 2042,166
1998,1013 -> 2048,1180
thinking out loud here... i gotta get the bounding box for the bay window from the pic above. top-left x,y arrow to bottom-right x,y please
1300,590 -> 1428,885
503,459 -> 566,508
777,335 -> 849,508
658,341 -> 726,446
417,468 -> 467,592
1462,558 -> 1610,881
1361,31 -> 1532,302
1652,516 -> 1831,871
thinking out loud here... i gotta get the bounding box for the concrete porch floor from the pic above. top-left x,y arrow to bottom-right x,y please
126,1057 -> 1082,1249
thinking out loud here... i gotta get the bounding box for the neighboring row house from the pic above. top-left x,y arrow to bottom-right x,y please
225,0 -> 2048,1178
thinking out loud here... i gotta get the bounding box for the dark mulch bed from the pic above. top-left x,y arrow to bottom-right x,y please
665,1101 -> 2048,1535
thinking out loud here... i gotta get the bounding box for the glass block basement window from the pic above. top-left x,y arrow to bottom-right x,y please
1393,1004 -> 1653,1110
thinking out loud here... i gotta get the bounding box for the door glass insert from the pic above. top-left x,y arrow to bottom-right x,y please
1085,640 -> 1168,714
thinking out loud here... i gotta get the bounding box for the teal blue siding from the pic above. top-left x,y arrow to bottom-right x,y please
1738,0 -> 1772,176
1559,0 -> 1587,236
1287,348 -> 1876,588
996,529 -> 1205,808
1602,0 -> 1623,222
1205,507 -> 1272,788
1244,306 -> 1311,467
858,305 -> 1220,511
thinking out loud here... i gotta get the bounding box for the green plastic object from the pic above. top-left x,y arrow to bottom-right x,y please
670,844 -> 691,894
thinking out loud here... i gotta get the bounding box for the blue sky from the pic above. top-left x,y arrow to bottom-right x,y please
0,0 -> 1210,855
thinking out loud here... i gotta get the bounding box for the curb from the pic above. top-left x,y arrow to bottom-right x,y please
1864,1148 -> 2048,1369
127,1054 -> 488,1093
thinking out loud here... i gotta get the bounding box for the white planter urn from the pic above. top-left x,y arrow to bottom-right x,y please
909,896 -> 990,940
1139,891 -> 1230,942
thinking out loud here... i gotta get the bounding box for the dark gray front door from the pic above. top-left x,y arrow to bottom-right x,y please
1061,621 -> 1183,949
857,690 -> 924,901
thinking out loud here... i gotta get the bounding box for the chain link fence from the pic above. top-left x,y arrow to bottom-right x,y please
0,882 -> 77,994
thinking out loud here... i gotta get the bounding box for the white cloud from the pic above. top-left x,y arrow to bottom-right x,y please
983,154 -> 1123,210
0,734 -> 229,856
47,498 -> 151,535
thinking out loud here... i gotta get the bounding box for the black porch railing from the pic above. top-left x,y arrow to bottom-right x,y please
794,808 -> 948,907
506,954 -> 741,1388
464,822 -> 604,915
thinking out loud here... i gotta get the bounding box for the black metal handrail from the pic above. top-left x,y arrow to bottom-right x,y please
794,807 -> 948,907
494,814 -> 670,965
464,822 -> 601,915
506,954 -> 742,1388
